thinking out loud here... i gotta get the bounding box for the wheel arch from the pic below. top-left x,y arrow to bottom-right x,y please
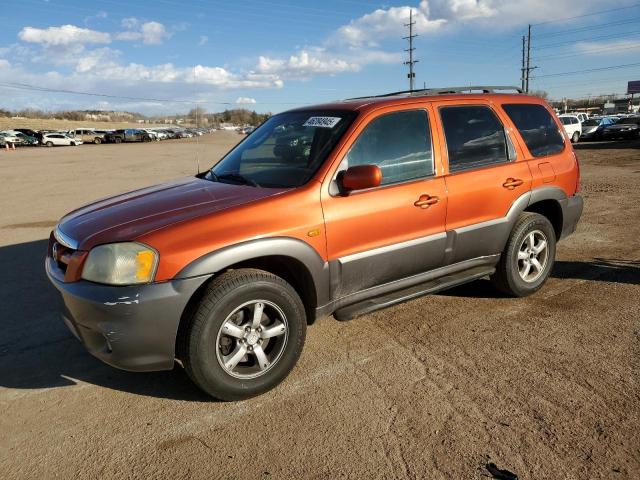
175,237 -> 330,325
524,186 -> 566,240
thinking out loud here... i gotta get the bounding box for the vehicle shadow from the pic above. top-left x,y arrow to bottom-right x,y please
0,239 -> 212,402
438,258 -> 639,298
574,139 -> 640,150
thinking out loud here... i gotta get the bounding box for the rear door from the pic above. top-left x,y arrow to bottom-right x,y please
433,100 -> 532,264
501,102 -> 578,196
321,105 -> 448,297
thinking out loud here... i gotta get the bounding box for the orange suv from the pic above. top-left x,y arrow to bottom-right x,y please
46,86 -> 583,400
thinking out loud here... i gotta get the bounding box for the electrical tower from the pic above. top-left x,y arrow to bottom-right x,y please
403,9 -> 418,91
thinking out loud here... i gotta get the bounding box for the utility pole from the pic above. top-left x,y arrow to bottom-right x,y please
403,9 -> 418,91
525,24 -> 531,92
521,35 -> 526,92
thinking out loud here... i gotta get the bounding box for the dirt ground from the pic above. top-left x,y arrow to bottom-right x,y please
0,133 -> 638,479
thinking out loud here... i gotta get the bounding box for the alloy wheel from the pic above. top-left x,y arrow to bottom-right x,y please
517,230 -> 549,283
215,300 -> 288,379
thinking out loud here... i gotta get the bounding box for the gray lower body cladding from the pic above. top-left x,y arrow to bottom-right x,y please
559,194 -> 583,239
46,258 -> 210,372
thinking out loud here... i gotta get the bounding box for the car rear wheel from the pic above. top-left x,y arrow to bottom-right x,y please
94,138 -> 101,144
45,141 -> 53,147
114,138 -> 122,144
571,131 -> 580,143
491,212 -> 556,297
181,269 -> 306,401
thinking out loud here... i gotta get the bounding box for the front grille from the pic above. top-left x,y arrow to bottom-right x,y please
49,230 -> 87,282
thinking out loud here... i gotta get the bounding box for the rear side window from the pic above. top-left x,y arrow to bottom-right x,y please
440,105 -> 508,172
503,104 -> 565,158
344,109 -> 433,185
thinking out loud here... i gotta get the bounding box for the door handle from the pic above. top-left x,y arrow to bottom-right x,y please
414,194 -> 439,208
503,178 -> 524,190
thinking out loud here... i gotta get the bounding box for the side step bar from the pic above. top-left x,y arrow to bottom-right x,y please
333,265 -> 495,321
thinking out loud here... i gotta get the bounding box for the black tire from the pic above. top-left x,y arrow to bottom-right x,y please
114,137 -> 122,144
45,141 -> 53,147
571,132 -> 580,143
181,269 -> 306,401
94,138 -> 101,144
491,212 -> 556,297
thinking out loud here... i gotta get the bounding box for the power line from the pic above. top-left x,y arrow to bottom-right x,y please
533,30 -> 640,49
532,62 -> 640,78
532,3 -> 640,26
535,17 -> 640,39
0,82 -> 305,106
534,43 -> 640,61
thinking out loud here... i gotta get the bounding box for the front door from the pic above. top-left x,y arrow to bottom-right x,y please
321,106 -> 447,297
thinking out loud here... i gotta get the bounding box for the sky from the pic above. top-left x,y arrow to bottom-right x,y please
0,0 -> 639,115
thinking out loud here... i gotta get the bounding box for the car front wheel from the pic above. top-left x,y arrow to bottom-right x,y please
491,212 -> 556,297
45,141 -> 53,147
181,269 -> 306,401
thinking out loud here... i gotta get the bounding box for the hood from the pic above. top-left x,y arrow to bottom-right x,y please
57,177 -> 288,250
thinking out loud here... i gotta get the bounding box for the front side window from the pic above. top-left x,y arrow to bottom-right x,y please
440,105 -> 508,172
502,104 -> 565,157
207,110 -> 356,188
341,109 -> 433,186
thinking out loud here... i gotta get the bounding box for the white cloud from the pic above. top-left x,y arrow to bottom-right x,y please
236,97 -> 256,104
116,19 -> 171,45
199,35 -> 208,46
256,50 -> 359,80
121,17 -> 138,30
576,39 -> 640,56
331,4 -> 445,48
140,22 -> 170,45
0,59 -> 9,68
19,25 -> 111,46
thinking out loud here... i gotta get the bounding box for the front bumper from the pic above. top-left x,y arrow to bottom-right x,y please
559,194 -> 583,239
46,257 -> 210,372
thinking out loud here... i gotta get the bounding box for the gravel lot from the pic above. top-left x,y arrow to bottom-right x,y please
1,133 -> 638,479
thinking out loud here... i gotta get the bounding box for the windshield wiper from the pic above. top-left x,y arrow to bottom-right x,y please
216,172 -> 259,187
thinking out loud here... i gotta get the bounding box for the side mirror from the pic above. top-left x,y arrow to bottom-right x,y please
340,165 -> 382,192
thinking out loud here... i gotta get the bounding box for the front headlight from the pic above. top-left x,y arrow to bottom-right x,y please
82,242 -> 159,285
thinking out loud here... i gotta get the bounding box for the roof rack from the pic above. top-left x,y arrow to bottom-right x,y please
347,85 -> 523,101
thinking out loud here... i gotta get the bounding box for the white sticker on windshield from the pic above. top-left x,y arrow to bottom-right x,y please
303,116 -> 341,128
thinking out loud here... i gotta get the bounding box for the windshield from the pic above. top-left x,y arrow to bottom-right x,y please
206,110 -> 356,188
582,119 -> 599,126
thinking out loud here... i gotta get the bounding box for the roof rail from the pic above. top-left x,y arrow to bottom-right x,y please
347,85 -> 523,100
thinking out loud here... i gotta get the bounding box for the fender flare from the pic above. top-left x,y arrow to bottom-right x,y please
175,237 -> 331,307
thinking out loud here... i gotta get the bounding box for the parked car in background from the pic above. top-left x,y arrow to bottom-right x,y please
14,132 -> 39,146
570,112 -> 589,123
154,130 -> 169,140
69,128 -> 107,144
579,117 -> 616,141
42,133 -> 82,147
14,128 -> 43,143
104,129 -> 153,143
0,131 -> 23,145
140,129 -> 160,141
559,114 -> 582,143
601,116 -> 640,140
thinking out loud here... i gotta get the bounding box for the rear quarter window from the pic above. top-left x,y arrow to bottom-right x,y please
503,104 -> 565,158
